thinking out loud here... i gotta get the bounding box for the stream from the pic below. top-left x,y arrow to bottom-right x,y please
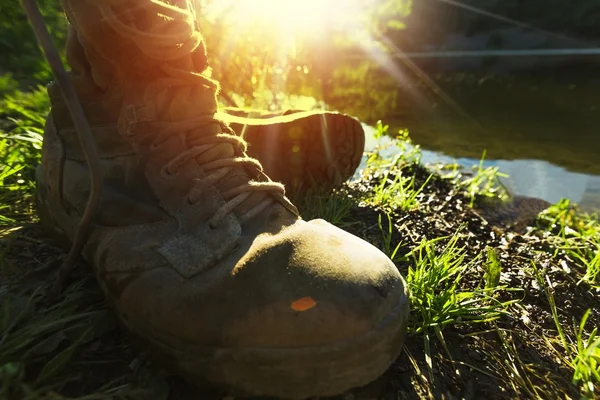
346,67 -> 600,213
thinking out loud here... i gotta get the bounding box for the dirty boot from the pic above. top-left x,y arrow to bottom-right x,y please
36,1 -> 409,398
221,108 -> 365,193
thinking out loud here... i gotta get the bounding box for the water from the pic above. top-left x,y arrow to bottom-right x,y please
360,126 -> 600,213
346,68 -> 600,213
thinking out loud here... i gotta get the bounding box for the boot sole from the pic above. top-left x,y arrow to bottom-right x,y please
227,112 -> 365,193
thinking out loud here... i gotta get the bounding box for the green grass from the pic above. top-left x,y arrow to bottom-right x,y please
531,262 -> 600,399
402,232 -> 516,336
366,167 -> 433,212
535,198 -> 600,286
492,325 -> 553,398
290,187 -> 357,228
2,1 -> 600,397
0,81 -> 48,226
1,279 -> 107,397
1,69 -> 599,400
434,149 -> 510,207
458,150 -> 510,206
365,120 -> 422,168
377,212 -> 404,263
345,124 -> 598,398
360,121 -> 433,213
573,310 -> 600,398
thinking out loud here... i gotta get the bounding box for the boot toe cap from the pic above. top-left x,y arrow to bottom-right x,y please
102,219 -> 409,398
222,218 -> 409,348
116,218 -> 408,350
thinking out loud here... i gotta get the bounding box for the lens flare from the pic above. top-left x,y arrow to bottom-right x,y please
204,0 -> 371,37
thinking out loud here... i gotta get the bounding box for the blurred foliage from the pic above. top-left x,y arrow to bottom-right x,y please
0,0 -> 68,86
455,0 -> 600,37
198,0 -> 413,111
393,0 -> 600,52
0,81 -> 48,223
0,0 -> 598,117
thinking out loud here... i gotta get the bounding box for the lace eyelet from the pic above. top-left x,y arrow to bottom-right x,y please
160,164 -> 179,179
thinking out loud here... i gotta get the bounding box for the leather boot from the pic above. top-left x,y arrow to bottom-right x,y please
36,1 -> 409,397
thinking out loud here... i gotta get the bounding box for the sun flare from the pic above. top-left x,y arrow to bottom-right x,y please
203,0 -> 372,37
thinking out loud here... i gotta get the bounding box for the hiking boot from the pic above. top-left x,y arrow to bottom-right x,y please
35,1 -> 409,398
221,108 -> 365,193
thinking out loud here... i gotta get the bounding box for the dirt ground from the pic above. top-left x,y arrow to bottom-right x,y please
1,163 -> 598,400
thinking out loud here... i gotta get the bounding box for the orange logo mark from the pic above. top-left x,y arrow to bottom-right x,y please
291,296 -> 317,312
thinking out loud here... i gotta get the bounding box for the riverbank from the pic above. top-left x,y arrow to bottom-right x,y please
316,64 -> 600,215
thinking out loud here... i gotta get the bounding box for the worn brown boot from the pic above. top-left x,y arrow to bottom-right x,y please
36,1 -> 409,398
221,108 -> 365,193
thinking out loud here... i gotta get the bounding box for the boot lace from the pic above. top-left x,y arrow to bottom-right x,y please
99,0 -> 298,227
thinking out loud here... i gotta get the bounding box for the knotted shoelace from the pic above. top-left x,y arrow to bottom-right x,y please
98,0 -> 298,226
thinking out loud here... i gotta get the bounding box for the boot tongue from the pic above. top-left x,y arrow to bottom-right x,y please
150,70 -> 218,121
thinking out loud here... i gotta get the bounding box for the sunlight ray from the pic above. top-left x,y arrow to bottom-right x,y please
372,31 -> 483,129
354,29 -> 484,134
354,31 -> 429,110
202,0 -> 369,37
318,113 -> 334,176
